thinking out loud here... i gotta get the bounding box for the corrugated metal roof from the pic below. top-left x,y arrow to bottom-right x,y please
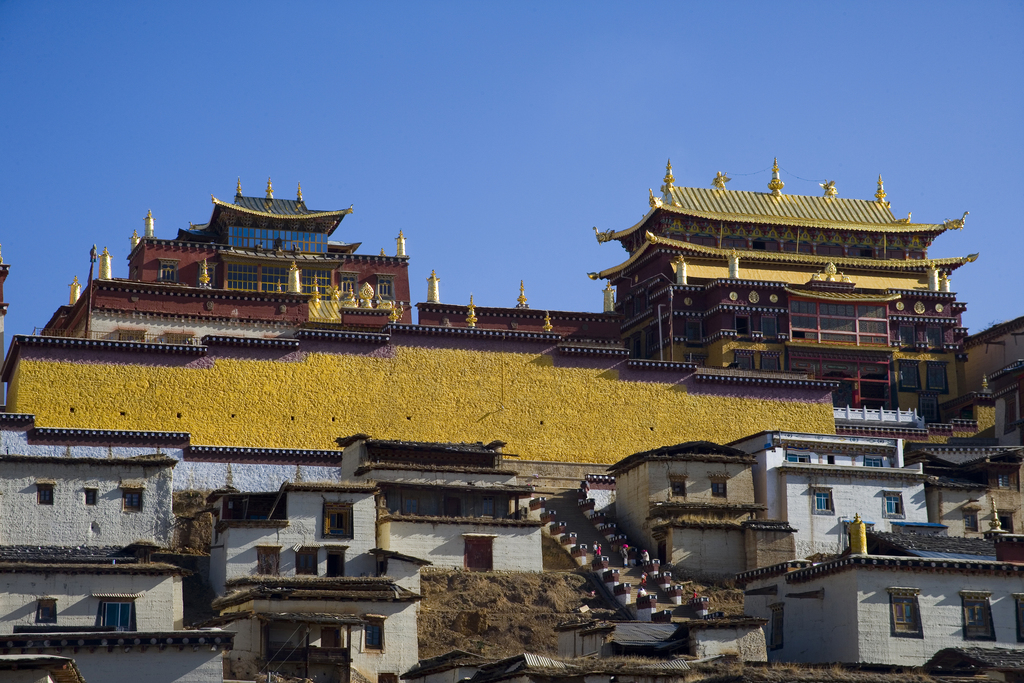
666,186 -> 896,225
608,622 -> 680,645
912,551 -> 998,560
520,653 -> 567,669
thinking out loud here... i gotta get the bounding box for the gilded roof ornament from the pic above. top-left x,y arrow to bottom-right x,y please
388,302 -> 403,323
380,248 -> 386,256
310,283 -> 321,303
767,158 -> 784,197
649,189 -> 663,208
296,182 -> 303,202
542,311 -> 553,332
810,262 -> 853,283
942,211 -> 969,231
69,276 -> 81,305
198,259 -> 210,287
874,175 -> 889,207
265,177 -> 273,199
466,295 -> 477,328
712,171 -> 731,190
593,227 -> 615,244
819,180 -> 837,199
894,212 -> 912,224
516,280 -> 529,309
236,178 -> 242,197
989,497 -> 1004,532
981,374 -> 990,392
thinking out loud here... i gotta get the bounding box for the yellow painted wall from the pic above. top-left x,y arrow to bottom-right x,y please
8,346 -> 836,463
681,260 -> 928,291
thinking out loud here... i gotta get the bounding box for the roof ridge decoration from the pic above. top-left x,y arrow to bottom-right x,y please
210,196 -> 353,220
875,175 -> 889,207
820,180 -> 837,199
767,157 -> 784,197
712,171 -> 730,190
810,262 -> 851,283
266,177 -> 273,199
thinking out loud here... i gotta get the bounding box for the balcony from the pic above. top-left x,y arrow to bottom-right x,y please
267,644 -> 350,664
833,405 -> 924,429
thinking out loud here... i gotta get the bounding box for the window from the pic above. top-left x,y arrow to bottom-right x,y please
324,503 -> 353,538
227,225 -> 328,253
257,547 -> 281,575
226,263 -> 258,291
685,319 -> 702,342
734,353 -> 753,370
670,479 -> 687,497
376,275 -> 395,300
326,550 -> 345,578
116,329 -> 146,341
761,317 -> 778,338
403,497 -> 419,515
898,362 -> 920,391
158,260 -> 178,282
261,266 -> 288,292
769,604 -> 784,650
926,325 -> 943,349
364,620 -> 384,651
789,300 -> 888,346
813,489 -> 834,515
899,324 -> 916,347
919,395 -> 939,423
464,537 -> 493,571
1001,515 -> 1016,533
37,484 -> 54,505
926,363 -> 948,392
761,354 -> 780,371
122,489 -> 143,512
101,602 -> 134,632
864,456 -> 884,468
889,591 -> 922,637
963,512 -> 979,532
36,599 -> 57,624
301,268 -> 332,295
735,316 -> 750,336
997,473 -> 1012,489
961,594 -> 994,640
84,488 -> 97,505
711,481 -> 727,497
164,332 -> 194,345
481,497 -> 494,517
296,548 -> 318,576
1016,596 -> 1024,642
786,451 -> 810,463
884,492 -> 905,519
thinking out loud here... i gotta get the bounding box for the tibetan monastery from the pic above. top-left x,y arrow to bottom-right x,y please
590,160 -> 977,424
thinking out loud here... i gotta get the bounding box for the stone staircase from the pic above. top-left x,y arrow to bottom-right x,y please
531,483 -> 711,623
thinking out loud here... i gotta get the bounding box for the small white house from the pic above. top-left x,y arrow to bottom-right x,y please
339,437 -> 543,572
731,431 -> 927,558
0,453 -> 176,547
737,537 -> 1024,665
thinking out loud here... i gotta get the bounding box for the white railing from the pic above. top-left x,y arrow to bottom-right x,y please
833,405 -> 925,429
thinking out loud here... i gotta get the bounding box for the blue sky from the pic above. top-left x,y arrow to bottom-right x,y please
0,1 -> 1021,344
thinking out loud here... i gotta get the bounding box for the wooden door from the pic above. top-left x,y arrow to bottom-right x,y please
464,538 -> 493,571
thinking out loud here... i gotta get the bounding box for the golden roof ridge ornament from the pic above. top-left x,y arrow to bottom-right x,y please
236,178 -> 243,197
265,177 -> 273,199
820,180 -> 837,199
712,171 -> 731,190
466,295 -> 477,328
296,182 -> 303,202
593,226 -> 615,244
516,280 -> 529,309
943,211 -> 969,230
989,497 -> 1004,532
874,175 -> 889,207
648,189 -> 663,208
768,158 -> 784,197
542,311 -> 553,332
198,259 -> 211,287
811,262 -> 852,283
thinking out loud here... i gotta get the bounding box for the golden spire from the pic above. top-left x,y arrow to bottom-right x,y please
198,259 -> 210,287
236,177 -> 243,197
516,280 -> 528,308
380,248 -> 386,256
767,158 -> 784,197
69,276 -> 81,305
466,295 -> 477,328
989,497 -> 1004,532
426,270 -> 440,303
981,374 -> 990,392
265,177 -> 274,199
130,229 -> 140,250
660,158 -> 675,197
712,171 -> 731,190
296,182 -> 303,202
874,175 -> 888,205
542,311 -> 553,332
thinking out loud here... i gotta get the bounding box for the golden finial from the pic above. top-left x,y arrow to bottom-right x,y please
516,280 -> 528,308
198,259 -> 210,286
648,189 -> 663,208
767,158 -> 784,197
849,513 -> 867,555
130,229 -> 140,250
380,248 -> 386,256
661,158 -> 675,193
981,374 -> 989,392
388,303 -> 402,323
989,497 -> 1004,532
69,276 -> 81,305
820,180 -> 837,198
712,171 -> 731,190
296,182 -> 303,202
542,311 -> 553,332
874,175 -> 888,205
426,270 -> 441,303
236,178 -> 242,197
466,295 -> 477,328
310,283 -> 320,303
265,177 -> 273,199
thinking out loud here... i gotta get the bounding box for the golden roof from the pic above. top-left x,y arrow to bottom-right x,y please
588,233 -> 978,280
607,187 -> 962,240
784,287 -> 902,303
211,196 -> 353,220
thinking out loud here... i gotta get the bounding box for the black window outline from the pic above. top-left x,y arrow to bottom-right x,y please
760,316 -> 778,339
295,547 -> 318,576
811,488 -> 834,515
769,603 -> 784,650
37,483 -> 54,505
122,488 -> 143,512
256,546 -> 281,576
364,617 -> 385,651
98,601 -> 136,632
710,480 -> 728,498
323,503 -> 354,539
898,361 -> 920,391
1014,593 -> 1024,643
926,362 -> 948,393
669,477 -> 687,498
157,259 -> 179,283
963,511 -> 979,532
36,598 -> 57,624
888,588 -> 923,639
376,275 -> 395,301
960,592 -> 996,641
84,488 -> 98,506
